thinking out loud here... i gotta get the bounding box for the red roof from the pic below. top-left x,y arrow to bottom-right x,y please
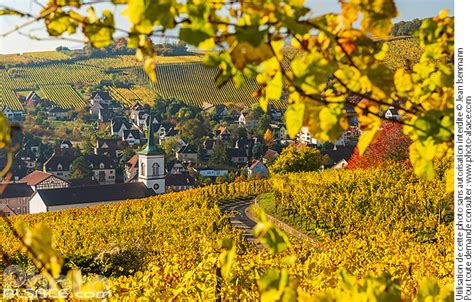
249,160 -> 262,170
218,126 -> 228,135
19,171 -> 68,186
127,155 -> 138,170
263,149 -> 279,159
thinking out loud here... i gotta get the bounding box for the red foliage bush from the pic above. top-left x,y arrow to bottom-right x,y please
347,121 -> 412,169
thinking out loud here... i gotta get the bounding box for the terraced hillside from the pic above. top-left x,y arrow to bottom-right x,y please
13,63 -> 108,86
137,62 -> 288,110
0,86 -> 23,111
40,84 -> 86,109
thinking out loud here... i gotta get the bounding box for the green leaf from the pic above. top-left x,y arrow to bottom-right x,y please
230,42 -> 273,70
284,102 -> 305,138
83,9 -> 115,48
144,57 -> 157,82
236,24 -> 266,47
17,222 -> 63,279
357,118 -> 381,155
266,71 -> 283,101
46,12 -> 78,36
253,210 -> 290,255
394,69 -> 413,92
409,139 -> 436,180
179,27 -> 214,50
218,239 -> 236,280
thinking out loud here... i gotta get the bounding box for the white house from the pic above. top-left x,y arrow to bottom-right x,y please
193,167 -> 229,178
122,129 -> 141,146
111,117 -> 132,137
247,160 -> 269,178
2,106 -> 24,121
29,182 -> 152,214
297,127 -> 318,145
90,91 -> 113,106
238,112 -> 257,129
20,171 -> 70,191
48,107 -> 69,121
29,115 -> 168,214
384,107 -> 400,120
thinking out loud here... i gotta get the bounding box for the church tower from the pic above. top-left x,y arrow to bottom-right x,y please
138,114 -> 166,194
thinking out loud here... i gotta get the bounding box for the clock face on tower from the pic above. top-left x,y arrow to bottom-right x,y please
153,183 -> 160,190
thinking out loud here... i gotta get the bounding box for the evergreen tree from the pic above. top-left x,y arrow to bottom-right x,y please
209,141 -> 228,166
70,156 -> 93,179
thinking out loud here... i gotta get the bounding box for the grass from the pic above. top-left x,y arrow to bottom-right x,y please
256,193 -> 317,239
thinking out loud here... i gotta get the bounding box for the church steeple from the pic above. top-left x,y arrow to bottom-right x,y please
137,112 -> 166,194
139,113 -> 164,155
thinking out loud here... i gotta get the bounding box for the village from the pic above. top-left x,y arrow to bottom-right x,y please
0,88 -> 402,217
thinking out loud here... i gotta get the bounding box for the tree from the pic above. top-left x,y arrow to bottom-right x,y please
229,125 -> 248,143
209,141 -> 228,166
257,114 -> 272,136
270,145 -> 329,175
119,147 -> 136,168
70,156 -> 93,179
263,129 -> 274,148
197,145 -> 206,162
252,142 -> 267,160
0,2 -> 454,184
347,121 -> 412,169
179,119 -> 210,145
161,137 -> 181,159
321,142 -> 335,151
391,18 -> 424,36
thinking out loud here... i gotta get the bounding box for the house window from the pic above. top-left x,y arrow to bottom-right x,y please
141,162 -> 146,176
99,163 -> 105,169
99,171 -> 106,182
57,164 -> 62,171
152,163 -> 159,176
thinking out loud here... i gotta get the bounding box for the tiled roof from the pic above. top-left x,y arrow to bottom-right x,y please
37,182 -> 152,206
249,160 -> 264,170
127,155 -> 138,169
91,91 -> 111,100
227,148 -> 247,158
263,149 -> 279,159
43,154 -> 76,171
177,144 -> 197,154
20,171 -> 67,186
165,173 -> 195,186
123,129 -> 141,140
0,183 -> 34,199
84,154 -> 117,169
48,107 -> 68,113
320,146 -> 355,165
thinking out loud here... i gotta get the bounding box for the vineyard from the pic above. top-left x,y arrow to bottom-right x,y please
23,51 -> 71,62
137,63 -> 288,110
383,37 -> 423,71
0,69 -> 35,90
77,55 -> 142,69
12,64 -> 109,86
0,53 -> 32,65
0,39 -> 423,114
0,87 -> 23,111
39,85 -> 86,109
0,169 -> 452,300
106,85 -> 157,107
77,55 -> 203,69
269,163 -> 453,298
